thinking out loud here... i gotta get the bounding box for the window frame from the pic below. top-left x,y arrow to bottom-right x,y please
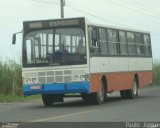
118,30 -> 128,56
135,33 -> 145,56
126,31 -> 137,56
98,27 -> 108,55
107,28 -> 119,56
143,34 -> 152,57
89,26 -> 101,55
88,25 -> 152,58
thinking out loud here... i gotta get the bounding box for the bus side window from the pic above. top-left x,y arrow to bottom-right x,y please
127,32 -> 136,56
99,28 -> 108,55
144,34 -> 152,57
88,26 -> 100,54
135,33 -> 145,56
118,31 -> 128,56
107,29 -> 118,55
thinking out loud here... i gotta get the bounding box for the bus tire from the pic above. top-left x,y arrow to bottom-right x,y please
81,94 -> 89,101
120,90 -> 128,99
92,80 -> 105,105
120,78 -> 138,99
42,94 -> 54,106
127,78 -> 138,99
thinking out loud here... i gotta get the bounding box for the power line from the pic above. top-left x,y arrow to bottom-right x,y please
66,1 -> 160,30
66,4 -> 114,24
107,0 -> 160,20
97,0 -> 160,25
66,3 -> 137,29
26,0 -> 59,5
26,0 -> 62,18
26,0 -> 160,29
24,0 -> 160,38
131,0 -> 160,15
123,0 -> 160,17
66,2 -> 160,40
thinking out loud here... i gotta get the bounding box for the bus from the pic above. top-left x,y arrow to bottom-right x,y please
12,17 -> 152,106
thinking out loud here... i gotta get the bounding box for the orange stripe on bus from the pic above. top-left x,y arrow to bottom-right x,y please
89,71 -> 152,93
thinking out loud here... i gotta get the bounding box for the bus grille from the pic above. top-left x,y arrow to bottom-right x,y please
36,70 -> 72,84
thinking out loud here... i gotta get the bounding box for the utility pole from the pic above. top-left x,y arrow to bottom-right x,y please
60,0 -> 65,18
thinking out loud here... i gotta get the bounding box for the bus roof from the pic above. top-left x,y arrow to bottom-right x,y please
85,18 -> 150,34
23,17 -> 85,23
23,17 -> 150,34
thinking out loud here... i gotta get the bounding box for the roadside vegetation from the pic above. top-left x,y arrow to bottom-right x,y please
0,59 -> 160,102
0,59 -> 40,102
152,62 -> 160,86
0,60 -> 22,96
0,94 -> 40,102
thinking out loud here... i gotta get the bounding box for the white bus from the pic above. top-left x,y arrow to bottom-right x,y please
13,17 -> 152,106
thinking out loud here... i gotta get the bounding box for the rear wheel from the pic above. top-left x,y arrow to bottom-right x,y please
42,94 -> 54,106
128,78 -> 138,99
120,78 -> 138,99
120,90 -> 128,99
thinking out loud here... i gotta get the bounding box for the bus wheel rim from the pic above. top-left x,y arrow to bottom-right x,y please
98,82 -> 104,102
133,80 -> 137,96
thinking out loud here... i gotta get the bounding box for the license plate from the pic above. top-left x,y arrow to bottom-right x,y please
30,85 -> 42,90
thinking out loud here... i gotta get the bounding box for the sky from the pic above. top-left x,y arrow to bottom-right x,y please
0,0 -> 160,62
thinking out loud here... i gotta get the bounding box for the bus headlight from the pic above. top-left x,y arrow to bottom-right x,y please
26,78 -> 31,84
80,75 -> 85,81
80,74 -> 90,81
74,75 -> 79,81
73,74 -> 90,82
26,78 -> 38,84
32,78 -> 38,84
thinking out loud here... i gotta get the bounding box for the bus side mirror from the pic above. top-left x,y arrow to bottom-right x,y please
12,34 -> 16,45
92,29 -> 97,41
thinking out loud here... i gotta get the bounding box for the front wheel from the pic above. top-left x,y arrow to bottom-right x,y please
81,94 -> 89,101
42,94 -> 54,106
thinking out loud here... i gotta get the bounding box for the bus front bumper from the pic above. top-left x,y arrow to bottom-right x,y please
23,82 -> 90,96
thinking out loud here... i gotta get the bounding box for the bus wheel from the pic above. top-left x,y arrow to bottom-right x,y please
120,78 -> 138,99
81,94 -> 89,101
120,90 -> 128,99
128,78 -> 138,99
92,80 -> 105,105
42,94 -> 54,106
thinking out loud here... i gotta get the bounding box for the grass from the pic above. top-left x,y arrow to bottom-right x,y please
0,94 -> 41,103
152,62 -> 160,86
0,59 -> 42,103
0,59 -> 22,96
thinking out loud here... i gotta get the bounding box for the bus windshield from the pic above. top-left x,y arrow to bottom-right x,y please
23,27 -> 86,67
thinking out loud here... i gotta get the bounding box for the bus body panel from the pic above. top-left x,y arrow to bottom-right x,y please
89,57 -> 152,93
89,71 -> 152,93
23,81 -> 90,96
22,66 -> 90,96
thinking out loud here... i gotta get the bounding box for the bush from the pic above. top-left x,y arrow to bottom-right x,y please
153,63 -> 160,85
0,60 -> 22,96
